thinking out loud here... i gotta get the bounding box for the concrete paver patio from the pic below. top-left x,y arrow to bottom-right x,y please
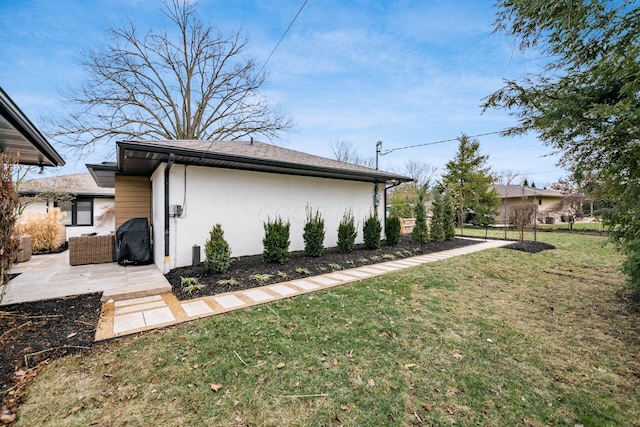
1,251 -> 172,305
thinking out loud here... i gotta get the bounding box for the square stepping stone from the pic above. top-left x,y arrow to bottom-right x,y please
143,307 -> 175,326
268,284 -> 298,296
182,300 -> 214,317
115,295 -> 163,308
215,294 -> 246,309
327,273 -> 356,281
113,312 -> 145,334
358,267 -> 386,274
243,289 -> 274,302
384,262 -> 410,269
309,276 -> 339,286
115,300 -> 166,315
290,280 -> 320,290
374,265 -> 399,271
343,270 -> 371,278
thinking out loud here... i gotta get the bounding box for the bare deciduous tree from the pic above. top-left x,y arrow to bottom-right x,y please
54,0 -> 293,154
329,141 -> 375,168
547,179 -> 584,231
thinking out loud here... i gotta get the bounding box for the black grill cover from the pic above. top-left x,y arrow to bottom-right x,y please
115,218 -> 152,265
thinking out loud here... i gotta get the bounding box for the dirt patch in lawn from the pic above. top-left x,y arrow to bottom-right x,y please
167,237 -> 483,300
0,293 -> 101,420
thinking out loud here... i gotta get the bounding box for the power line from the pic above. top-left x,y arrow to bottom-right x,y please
258,0 -> 310,75
380,130 -> 504,155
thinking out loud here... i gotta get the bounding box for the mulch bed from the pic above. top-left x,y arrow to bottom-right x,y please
502,240 -> 556,253
0,293 -> 102,421
167,236 -> 485,300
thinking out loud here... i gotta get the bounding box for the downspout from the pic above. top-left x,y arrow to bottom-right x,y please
164,153 -> 176,272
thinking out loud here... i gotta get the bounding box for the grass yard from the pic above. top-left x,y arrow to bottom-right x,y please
15,233 -> 640,426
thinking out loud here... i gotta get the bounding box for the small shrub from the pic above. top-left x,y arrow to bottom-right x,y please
303,206 -> 325,257
216,278 -> 239,287
295,267 -> 311,276
328,263 -> 343,271
357,257 -> 369,264
317,266 -> 328,272
249,273 -> 274,284
382,254 -> 396,260
345,260 -> 355,268
15,208 -> 65,253
181,276 -> 204,294
412,185 -> 429,244
385,215 -> 401,245
204,224 -> 231,273
394,251 -> 404,257
337,209 -> 357,253
363,212 -> 382,250
262,216 -> 290,264
370,255 -> 381,262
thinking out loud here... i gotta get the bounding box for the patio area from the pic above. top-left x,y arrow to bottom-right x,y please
1,251 -> 172,306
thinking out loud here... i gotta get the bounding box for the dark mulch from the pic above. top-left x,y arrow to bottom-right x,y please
0,293 -> 102,417
502,240 -> 556,253
167,236 -> 483,300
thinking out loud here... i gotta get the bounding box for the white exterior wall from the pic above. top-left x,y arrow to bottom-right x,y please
18,198 -> 115,238
152,164 -> 385,272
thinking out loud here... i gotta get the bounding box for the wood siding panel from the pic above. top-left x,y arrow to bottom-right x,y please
115,176 -> 151,228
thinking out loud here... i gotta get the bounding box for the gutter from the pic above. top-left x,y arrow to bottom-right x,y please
164,153 -> 176,272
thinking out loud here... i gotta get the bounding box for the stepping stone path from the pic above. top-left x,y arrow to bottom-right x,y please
95,239 -> 511,340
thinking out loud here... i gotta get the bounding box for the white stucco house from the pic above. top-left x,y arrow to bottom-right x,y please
18,173 -> 115,238
88,139 -> 412,273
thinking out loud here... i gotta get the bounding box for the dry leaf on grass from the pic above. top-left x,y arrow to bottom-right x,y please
209,383 -> 222,392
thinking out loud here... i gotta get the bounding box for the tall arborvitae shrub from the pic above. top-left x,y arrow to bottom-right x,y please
262,216 -> 290,264
412,185 -> 429,244
443,189 -> 456,240
385,215 -> 401,245
0,154 -> 19,288
363,212 -> 382,250
204,223 -> 231,273
430,187 -> 446,242
337,209 -> 357,253
303,206 -> 325,257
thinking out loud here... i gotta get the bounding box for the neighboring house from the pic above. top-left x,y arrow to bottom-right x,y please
493,184 -> 565,224
18,173 -> 115,238
0,87 -> 64,167
88,139 -> 412,272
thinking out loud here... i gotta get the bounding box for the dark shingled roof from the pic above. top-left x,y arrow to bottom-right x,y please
88,139 -> 413,187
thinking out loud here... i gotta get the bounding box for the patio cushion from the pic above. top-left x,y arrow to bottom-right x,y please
69,234 -> 115,266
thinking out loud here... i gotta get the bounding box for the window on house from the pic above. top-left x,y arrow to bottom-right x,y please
56,199 -> 93,226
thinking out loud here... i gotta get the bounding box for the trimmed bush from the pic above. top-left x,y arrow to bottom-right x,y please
337,209 -> 357,253
363,212 -> 382,250
262,216 -> 290,264
204,224 -> 231,273
15,208 -> 65,253
385,215 -> 401,245
430,188 -> 446,242
303,206 -> 325,257
412,186 -> 429,244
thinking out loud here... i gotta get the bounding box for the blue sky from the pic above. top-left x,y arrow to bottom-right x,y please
0,0 -> 567,186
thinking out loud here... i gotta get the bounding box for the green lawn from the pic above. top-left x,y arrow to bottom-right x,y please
16,233 -> 640,426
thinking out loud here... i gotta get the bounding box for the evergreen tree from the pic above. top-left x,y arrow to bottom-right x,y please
411,185 -> 429,245
430,187 -> 446,243
204,224 -> 231,273
441,135 -> 499,235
